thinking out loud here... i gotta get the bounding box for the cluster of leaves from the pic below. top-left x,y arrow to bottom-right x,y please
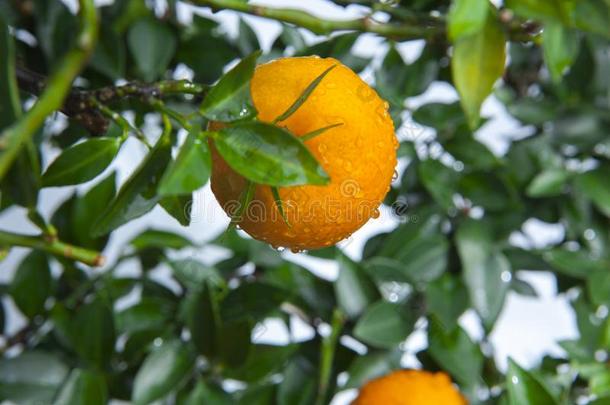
0,0 -> 609,404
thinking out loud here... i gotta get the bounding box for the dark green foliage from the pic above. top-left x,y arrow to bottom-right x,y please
1,1 -> 609,404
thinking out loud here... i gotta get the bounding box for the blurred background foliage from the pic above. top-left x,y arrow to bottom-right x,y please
0,0 -> 610,404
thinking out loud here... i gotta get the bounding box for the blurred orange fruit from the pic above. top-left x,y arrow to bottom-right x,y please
210,56 -> 397,251
353,370 -> 468,405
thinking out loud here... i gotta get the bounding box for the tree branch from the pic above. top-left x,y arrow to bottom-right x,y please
188,0 -> 538,42
189,0 -> 444,40
0,0 -> 99,181
0,230 -> 106,267
16,65 -> 209,136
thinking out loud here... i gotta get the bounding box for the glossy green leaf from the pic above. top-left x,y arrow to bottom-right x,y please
354,301 -> 416,349
71,300 -> 116,369
213,121 -> 329,186
200,51 -> 260,122
428,319 -> 484,387
344,350 -> 402,389
426,273 -> 469,330
237,18 -> 260,56
159,129 -> 211,196
185,282 -> 221,358
505,0 -> 574,23
542,22 -> 579,83
419,159 -> 458,209
129,228 -> 192,250
277,360 -> 316,405
160,193 -> 193,226
54,369 -> 107,405
0,352 -> 68,404
452,11 -> 506,128
456,219 -> 510,331
448,0 -> 489,41
92,132 -> 172,236
224,344 -> 297,382
506,358 -> 558,405
576,167 -> 610,217
526,169 -> 569,197
128,18 -> 177,81
170,259 -> 223,290
115,298 -> 172,334
42,138 -> 121,187
180,381 -> 233,405
300,122 -> 343,142
543,248 -> 607,278
335,252 -> 380,319
10,251 -> 51,319
273,64 -> 336,123
71,172 -> 116,250
132,340 -> 195,405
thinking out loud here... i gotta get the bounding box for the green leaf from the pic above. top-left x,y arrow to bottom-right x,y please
419,159 -> 458,209
115,298 -> 172,334
54,369 -> 107,405
448,0 -> 490,41
354,301 -> 416,349
273,64 -> 336,123
237,18 -> 260,56
452,10 -> 506,128
456,219 -> 510,331
185,282 -> 221,358
129,228 -> 192,250
543,248 -> 607,278
170,259 -> 223,290
90,26 -> 126,80
221,282 -> 290,322
160,193 -> 193,226
92,132 -> 172,236
10,251 -> 51,318
213,121 -> 329,186
588,270 -> 610,307
71,300 -> 116,369
270,186 -> 290,226
180,381 -> 233,405
0,352 -> 69,404
575,166 -> 610,217
224,344 -> 297,382
0,15 -> 21,130
159,129 -> 211,196
505,0 -> 574,24
300,122 -> 343,142
277,360 -> 316,405
428,319 -> 484,387
132,340 -> 195,405
71,172 -> 116,250
344,350 -> 402,389
335,252 -> 380,319
127,18 -> 177,81
526,169 -> 569,197
218,319 -> 252,368
200,50 -> 260,122
426,273 -> 469,330
506,358 -> 558,405
542,22 -> 579,83
42,138 -> 121,187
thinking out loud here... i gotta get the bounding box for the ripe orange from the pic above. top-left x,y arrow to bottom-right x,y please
210,56 -> 397,251
353,370 -> 468,405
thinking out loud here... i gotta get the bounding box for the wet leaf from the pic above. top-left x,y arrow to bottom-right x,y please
213,121 -> 329,186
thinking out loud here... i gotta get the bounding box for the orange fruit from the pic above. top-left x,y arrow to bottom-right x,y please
210,56 -> 397,251
353,370 -> 468,405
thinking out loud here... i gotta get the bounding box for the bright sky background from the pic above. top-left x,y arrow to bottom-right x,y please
0,1 -> 579,404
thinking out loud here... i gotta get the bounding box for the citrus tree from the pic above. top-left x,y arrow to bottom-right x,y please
0,0 -> 609,404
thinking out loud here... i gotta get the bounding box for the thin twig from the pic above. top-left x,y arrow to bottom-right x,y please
316,309 -> 345,405
0,0 -> 99,181
0,230 -> 105,267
